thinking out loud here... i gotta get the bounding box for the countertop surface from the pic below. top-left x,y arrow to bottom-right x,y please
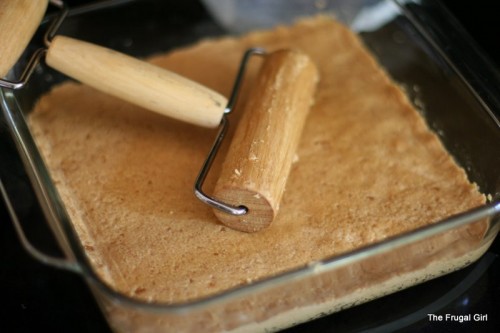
1,0 -> 499,332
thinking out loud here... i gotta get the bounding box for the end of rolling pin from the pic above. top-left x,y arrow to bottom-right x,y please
213,49 -> 319,233
0,0 -> 48,77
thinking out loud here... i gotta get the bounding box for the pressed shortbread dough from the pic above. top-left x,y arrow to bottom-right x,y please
28,16 -> 485,304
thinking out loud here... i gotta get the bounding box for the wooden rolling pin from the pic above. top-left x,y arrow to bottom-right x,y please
1,0 -> 227,128
213,49 -> 319,232
46,36 -> 227,127
0,0 -> 48,77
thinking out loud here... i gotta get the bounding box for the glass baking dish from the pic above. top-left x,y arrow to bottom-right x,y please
1,0 -> 499,332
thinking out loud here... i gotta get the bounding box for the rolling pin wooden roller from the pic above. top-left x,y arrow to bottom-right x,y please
2,0 -> 319,232
0,0 -> 226,128
212,49 -> 319,232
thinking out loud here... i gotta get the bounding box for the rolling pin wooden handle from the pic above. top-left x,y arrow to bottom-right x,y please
0,0 -> 49,77
45,36 -> 227,128
213,49 -> 319,233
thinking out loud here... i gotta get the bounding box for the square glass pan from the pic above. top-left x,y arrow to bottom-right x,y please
1,0 -> 499,332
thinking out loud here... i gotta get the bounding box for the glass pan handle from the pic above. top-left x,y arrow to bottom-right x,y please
1,179 -> 80,273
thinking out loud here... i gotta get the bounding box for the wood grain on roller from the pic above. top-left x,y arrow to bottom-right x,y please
46,36 -> 227,128
213,49 -> 319,232
0,0 -> 48,77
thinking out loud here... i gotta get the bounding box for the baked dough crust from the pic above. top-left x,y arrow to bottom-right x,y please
29,16 -> 485,305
